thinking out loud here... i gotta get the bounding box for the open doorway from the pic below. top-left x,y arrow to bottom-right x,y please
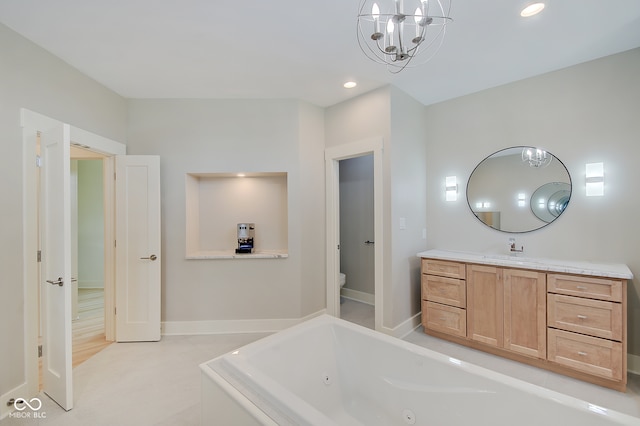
338,154 -> 375,329
69,146 -> 111,367
325,137 -> 383,332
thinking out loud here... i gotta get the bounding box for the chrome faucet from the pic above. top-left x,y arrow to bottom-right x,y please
508,237 -> 524,255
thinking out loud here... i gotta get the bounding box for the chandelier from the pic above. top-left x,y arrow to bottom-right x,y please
522,147 -> 552,168
357,0 -> 452,73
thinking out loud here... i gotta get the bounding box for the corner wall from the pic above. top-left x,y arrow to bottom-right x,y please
389,87 -> 429,328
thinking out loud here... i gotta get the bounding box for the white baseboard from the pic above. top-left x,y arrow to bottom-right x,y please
340,288 -> 374,305
379,312 -> 422,339
162,310 -> 326,336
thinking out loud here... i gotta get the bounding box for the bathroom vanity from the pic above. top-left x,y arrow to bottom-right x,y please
418,249 -> 633,391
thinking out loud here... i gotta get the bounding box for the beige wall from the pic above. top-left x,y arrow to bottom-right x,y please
125,99 -> 326,323
0,22 -> 126,404
297,102 -> 326,316
389,87 -> 429,327
424,48 -> 640,356
77,160 -> 105,288
325,86 -> 428,331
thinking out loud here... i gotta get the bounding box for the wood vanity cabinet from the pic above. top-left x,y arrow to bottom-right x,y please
421,259 -> 467,337
467,265 -> 546,359
547,274 -> 626,383
421,257 -> 628,391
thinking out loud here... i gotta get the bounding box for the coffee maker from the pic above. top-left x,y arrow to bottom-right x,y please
235,223 -> 255,254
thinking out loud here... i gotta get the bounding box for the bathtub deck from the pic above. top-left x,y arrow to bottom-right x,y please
202,316 -> 640,425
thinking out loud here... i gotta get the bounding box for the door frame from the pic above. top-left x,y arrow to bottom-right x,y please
21,109 -> 125,400
325,137 -> 383,331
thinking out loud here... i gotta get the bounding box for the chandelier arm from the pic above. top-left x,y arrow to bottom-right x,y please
357,23 -> 395,65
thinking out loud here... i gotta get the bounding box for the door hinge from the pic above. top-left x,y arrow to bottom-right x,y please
36,155 -> 42,168
38,345 -> 42,358
37,250 -> 42,262
114,307 -> 117,315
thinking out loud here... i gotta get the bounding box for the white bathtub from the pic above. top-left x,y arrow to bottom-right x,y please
200,315 -> 637,425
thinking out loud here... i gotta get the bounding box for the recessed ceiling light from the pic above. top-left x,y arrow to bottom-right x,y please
343,81 -> 357,89
521,3 -> 545,17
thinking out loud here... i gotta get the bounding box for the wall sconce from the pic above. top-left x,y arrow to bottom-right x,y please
445,176 -> 457,201
475,201 -> 491,209
517,193 -> 526,207
585,162 -> 604,197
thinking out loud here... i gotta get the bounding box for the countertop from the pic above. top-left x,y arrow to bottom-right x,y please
417,249 -> 633,280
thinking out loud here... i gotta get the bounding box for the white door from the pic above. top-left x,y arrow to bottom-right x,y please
115,155 -> 161,342
40,123 -> 73,410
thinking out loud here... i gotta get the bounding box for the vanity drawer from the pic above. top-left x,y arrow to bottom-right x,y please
422,274 -> 466,308
422,301 -> 466,338
547,274 -> 623,302
422,259 -> 466,279
548,329 -> 623,381
548,294 -> 622,341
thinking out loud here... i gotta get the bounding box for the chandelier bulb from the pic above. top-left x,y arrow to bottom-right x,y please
413,7 -> 423,40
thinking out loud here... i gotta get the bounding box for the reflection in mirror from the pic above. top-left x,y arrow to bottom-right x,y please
530,182 -> 571,223
467,146 -> 572,233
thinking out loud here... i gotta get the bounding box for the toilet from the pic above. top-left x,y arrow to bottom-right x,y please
339,273 -> 346,288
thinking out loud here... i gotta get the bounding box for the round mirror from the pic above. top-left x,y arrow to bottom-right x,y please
466,146 -> 572,233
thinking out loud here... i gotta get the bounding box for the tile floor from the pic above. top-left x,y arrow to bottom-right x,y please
2,303 -> 639,425
339,297 -> 375,330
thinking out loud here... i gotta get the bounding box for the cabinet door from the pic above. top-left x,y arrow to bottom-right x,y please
467,265 -> 503,347
504,269 -> 546,358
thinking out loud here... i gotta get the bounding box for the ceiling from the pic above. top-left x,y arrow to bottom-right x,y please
2,0 -> 640,107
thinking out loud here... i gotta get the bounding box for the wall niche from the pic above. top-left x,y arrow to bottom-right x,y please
185,172 -> 288,259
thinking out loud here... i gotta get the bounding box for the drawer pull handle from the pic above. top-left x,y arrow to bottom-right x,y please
576,285 -> 588,290
577,315 -> 588,320
578,351 -> 588,356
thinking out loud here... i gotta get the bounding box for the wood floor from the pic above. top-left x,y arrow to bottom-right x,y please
72,288 -> 112,367
39,288 -> 112,389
